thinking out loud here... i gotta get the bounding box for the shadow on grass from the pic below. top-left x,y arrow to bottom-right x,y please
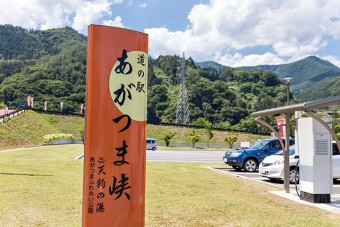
0,172 -> 53,177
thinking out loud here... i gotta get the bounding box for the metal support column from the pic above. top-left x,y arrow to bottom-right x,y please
283,112 -> 290,193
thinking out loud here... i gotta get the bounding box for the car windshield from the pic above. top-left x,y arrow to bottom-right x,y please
249,140 -> 269,149
275,149 -> 295,155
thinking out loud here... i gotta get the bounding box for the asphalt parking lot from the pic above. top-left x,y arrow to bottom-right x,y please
214,167 -> 340,213
215,167 -> 340,193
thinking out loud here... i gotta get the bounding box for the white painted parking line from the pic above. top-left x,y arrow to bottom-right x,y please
253,177 -> 266,180
214,167 -> 340,194
271,191 -> 340,214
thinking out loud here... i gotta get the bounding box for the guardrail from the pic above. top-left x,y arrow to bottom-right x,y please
31,108 -> 84,117
0,109 -> 26,123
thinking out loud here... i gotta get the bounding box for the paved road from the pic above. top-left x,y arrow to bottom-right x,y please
146,149 -> 225,162
75,149 -> 226,162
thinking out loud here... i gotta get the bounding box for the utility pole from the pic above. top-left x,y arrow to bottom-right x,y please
175,53 -> 190,125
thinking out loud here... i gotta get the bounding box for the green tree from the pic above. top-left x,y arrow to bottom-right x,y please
335,123 -> 340,134
147,84 -> 169,123
204,120 -> 214,148
235,117 -> 259,134
191,117 -> 207,127
224,132 -> 238,149
189,129 -> 200,148
192,117 -> 214,147
214,121 -> 231,130
162,132 -> 176,147
0,73 -> 5,83
335,122 -> 340,139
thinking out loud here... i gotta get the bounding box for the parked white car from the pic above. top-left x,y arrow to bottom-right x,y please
259,142 -> 340,183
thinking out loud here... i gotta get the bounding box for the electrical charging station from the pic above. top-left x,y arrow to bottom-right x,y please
297,117 -> 332,203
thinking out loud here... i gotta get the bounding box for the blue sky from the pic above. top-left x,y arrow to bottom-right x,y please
108,0 -> 209,31
1,0 -> 340,67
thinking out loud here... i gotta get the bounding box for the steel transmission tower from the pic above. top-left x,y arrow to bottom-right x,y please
175,53 -> 190,125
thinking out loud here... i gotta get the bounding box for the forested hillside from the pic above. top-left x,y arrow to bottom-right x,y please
0,25 -> 86,113
196,57 -> 340,102
148,55 -> 287,129
293,75 -> 340,101
0,24 -> 328,133
241,56 -> 340,85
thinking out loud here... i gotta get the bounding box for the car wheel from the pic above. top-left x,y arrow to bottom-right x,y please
243,159 -> 257,172
289,167 -> 299,184
152,147 -> 156,151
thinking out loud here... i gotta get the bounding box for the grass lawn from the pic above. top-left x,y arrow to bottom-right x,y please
1,145 -> 340,226
0,145 -> 83,226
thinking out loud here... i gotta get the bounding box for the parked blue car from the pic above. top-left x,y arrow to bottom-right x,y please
223,138 -> 295,172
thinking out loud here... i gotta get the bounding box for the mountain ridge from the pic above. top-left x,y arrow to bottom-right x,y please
197,56 -> 340,86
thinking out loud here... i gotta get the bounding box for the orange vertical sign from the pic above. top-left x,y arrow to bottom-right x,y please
276,115 -> 286,138
83,25 -> 148,227
27,96 -> 31,107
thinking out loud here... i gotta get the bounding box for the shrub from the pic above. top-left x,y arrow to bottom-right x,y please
162,132 -> 176,147
43,133 -> 74,143
189,129 -> 200,148
224,132 -> 238,148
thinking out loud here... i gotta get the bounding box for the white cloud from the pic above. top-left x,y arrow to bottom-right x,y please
273,36 -> 328,58
103,16 -> 125,28
0,0 -> 124,33
146,0 -> 340,66
139,2 -> 147,8
0,0 -> 76,30
218,52 -> 285,67
72,0 -> 112,33
0,0 -> 339,67
322,55 -> 340,68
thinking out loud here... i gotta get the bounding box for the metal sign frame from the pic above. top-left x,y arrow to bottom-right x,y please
252,96 -> 340,193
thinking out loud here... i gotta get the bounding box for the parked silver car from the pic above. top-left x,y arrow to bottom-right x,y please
259,142 -> 340,183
